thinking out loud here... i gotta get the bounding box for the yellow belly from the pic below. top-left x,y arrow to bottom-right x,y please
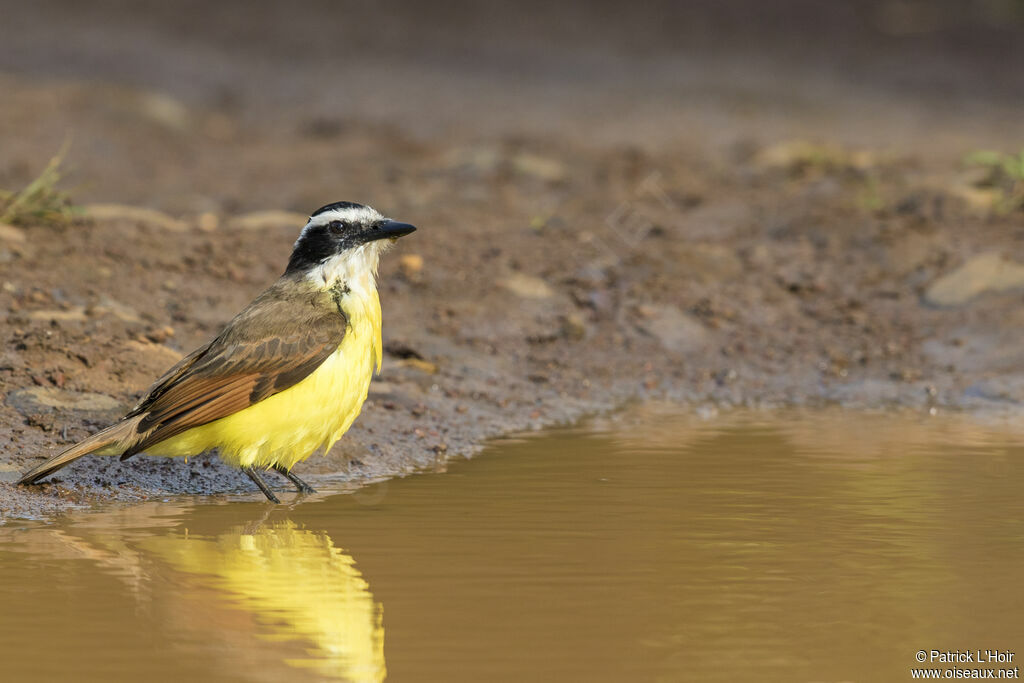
144,293 -> 382,470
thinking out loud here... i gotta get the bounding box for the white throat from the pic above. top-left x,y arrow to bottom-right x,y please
308,240 -> 385,293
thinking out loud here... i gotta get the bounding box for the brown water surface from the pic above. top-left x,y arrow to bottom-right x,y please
1,408 -> 1023,682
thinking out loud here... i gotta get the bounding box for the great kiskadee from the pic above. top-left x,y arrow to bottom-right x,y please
18,201 -> 415,502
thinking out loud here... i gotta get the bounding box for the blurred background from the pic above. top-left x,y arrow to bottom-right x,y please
2,0 -> 1024,501
2,0 -> 1024,208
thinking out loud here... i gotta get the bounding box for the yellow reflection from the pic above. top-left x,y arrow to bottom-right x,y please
141,519 -> 385,683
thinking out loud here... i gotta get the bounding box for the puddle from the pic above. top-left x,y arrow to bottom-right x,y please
1,408 -> 1023,682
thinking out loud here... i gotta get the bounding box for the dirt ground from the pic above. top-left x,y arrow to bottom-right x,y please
2,0 -> 1024,518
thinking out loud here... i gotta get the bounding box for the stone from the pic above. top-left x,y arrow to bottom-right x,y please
754,140 -> 875,174
197,212 -> 219,231
498,273 -> 554,299
443,148 -> 566,182
7,386 -> 124,416
137,92 -> 191,131
87,296 -> 141,323
561,313 -> 587,341
84,204 -> 189,232
0,223 -> 26,243
637,304 -> 710,353
27,306 -> 87,322
399,254 -> 424,281
444,146 -> 501,174
951,186 -> 1002,213
121,340 -> 184,365
924,252 -> 1024,307
510,153 -> 567,182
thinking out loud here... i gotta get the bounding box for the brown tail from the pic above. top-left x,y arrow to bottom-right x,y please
18,416 -> 143,485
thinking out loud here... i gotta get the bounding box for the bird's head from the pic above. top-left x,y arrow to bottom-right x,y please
286,201 -> 416,286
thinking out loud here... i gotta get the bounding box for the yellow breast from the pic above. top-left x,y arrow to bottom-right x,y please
146,288 -> 383,470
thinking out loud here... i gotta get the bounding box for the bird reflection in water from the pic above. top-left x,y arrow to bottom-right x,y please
140,518 -> 386,682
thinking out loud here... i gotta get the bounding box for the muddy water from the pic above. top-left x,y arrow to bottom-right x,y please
1,408 -> 1023,682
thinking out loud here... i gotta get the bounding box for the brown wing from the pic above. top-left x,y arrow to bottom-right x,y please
123,281 -> 346,457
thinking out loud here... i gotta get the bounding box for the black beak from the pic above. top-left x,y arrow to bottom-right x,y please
368,220 -> 416,242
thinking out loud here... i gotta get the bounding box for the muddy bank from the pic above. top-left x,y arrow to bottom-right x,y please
2,1 -> 1024,518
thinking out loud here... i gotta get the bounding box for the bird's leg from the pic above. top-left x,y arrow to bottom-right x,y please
241,505 -> 276,535
272,464 -> 317,494
243,466 -> 281,503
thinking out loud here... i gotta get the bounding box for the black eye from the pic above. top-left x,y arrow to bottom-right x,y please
328,220 -> 345,234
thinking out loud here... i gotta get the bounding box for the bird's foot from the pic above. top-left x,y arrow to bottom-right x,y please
272,464 -> 317,494
243,466 -> 281,503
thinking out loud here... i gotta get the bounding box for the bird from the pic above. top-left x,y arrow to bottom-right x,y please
18,201 -> 415,503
